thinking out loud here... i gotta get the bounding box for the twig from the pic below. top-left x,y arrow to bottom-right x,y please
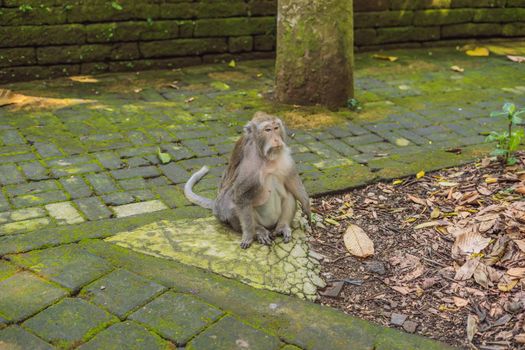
422,257 -> 448,268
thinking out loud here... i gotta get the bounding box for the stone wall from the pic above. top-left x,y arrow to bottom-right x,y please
354,0 -> 525,49
0,0 -> 524,83
0,0 -> 277,82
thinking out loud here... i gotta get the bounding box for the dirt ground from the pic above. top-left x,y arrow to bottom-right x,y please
312,154 -> 525,350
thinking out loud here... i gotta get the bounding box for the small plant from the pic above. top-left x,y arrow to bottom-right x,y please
347,98 -> 362,112
486,102 -> 525,165
18,4 -> 33,12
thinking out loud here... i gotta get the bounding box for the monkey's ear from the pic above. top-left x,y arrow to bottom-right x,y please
243,121 -> 255,135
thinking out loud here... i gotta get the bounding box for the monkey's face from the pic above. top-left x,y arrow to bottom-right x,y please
258,119 -> 286,160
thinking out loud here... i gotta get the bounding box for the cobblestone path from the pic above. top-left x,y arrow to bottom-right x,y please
1,45 -> 523,349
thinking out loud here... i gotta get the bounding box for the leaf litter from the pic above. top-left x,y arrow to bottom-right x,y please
312,152 -> 525,349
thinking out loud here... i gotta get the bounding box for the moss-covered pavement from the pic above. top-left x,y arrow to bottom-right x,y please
1,45 -> 524,349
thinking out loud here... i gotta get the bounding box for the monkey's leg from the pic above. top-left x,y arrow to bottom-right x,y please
237,206 -> 256,249
275,192 -> 296,243
255,225 -> 272,245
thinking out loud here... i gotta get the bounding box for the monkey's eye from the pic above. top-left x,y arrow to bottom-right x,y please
264,128 -> 272,132
274,126 -> 279,131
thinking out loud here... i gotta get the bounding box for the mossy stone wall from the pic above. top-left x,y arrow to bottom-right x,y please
0,0 -> 524,83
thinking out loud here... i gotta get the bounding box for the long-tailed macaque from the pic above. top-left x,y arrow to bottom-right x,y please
184,111 -> 310,249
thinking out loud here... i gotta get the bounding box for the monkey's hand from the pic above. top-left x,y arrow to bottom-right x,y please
275,225 -> 292,243
240,236 -> 254,249
256,226 -> 272,245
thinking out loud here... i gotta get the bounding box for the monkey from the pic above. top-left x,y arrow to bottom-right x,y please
184,111 -> 311,249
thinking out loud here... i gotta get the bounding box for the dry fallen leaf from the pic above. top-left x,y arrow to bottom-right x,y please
466,47 -> 490,57
453,296 -> 469,307
453,231 -> 491,255
507,55 -> 525,63
407,194 -> 427,206
455,258 -> 480,281
451,65 -> 464,73
515,333 -> 525,344
516,186 -> 525,195
514,239 -> 525,253
467,314 -> 478,342
372,54 -> 398,62
506,267 -> 525,279
416,170 -> 425,179
498,278 -> 519,292
343,224 -> 374,258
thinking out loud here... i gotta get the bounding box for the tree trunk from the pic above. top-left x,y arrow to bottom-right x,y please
275,0 -> 354,109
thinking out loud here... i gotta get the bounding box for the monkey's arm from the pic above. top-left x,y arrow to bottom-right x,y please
285,170 -> 311,219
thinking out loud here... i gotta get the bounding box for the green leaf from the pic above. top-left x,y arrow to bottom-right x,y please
512,115 -> 523,125
157,147 -> 171,164
490,111 -> 507,118
491,148 -> 508,156
508,129 -> 525,152
111,1 -> 123,10
507,157 -> 518,165
503,102 -> 516,115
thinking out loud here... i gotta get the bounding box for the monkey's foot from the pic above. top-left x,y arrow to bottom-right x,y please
240,237 -> 253,249
275,225 -> 292,243
256,227 -> 273,245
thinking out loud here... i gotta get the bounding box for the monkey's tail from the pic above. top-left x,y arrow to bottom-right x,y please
184,166 -> 215,210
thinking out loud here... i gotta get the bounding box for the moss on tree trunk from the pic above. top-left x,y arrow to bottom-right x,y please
275,0 -> 354,109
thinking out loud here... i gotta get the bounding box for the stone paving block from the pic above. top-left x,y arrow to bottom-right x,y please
118,177 -> 147,190
95,152 -> 124,170
354,142 -> 393,154
128,131 -> 151,145
181,139 -> 217,157
77,321 -> 170,350
129,292 -> 223,345
20,161 -> 49,180
162,143 -> 194,161
112,200 -> 168,218
48,156 -> 92,167
160,163 -> 191,184
0,130 -> 24,145
23,298 -> 118,349
0,152 -> 35,164
9,244 -> 112,292
5,180 -> 58,197
34,142 -> 63,158
102,192 -> 135,206
0,164 -> 24,185
119,146 -> 158,159
0,193 -> 9,212
0,217 -> 51,235
75,197 -> 113,221
0,272 -> 67,322
85,173 -> 119,195
322,139 -> 360,157
0,207 -> 46,224
146,175 -> 171,187
82,269 -> 166,318
51,162 -> 102,177
45,202 -> 85,225
0,261 -> 17,282
128,189 -> 155,201
12,190 -> 68,208
343,134 -> 384,146
111,166 -> 161,180
60,176 -> 93,199
187,316 -> 281,350
126,156 -> 152,168
0,326 -> 54,350
153,185 -> 190,208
